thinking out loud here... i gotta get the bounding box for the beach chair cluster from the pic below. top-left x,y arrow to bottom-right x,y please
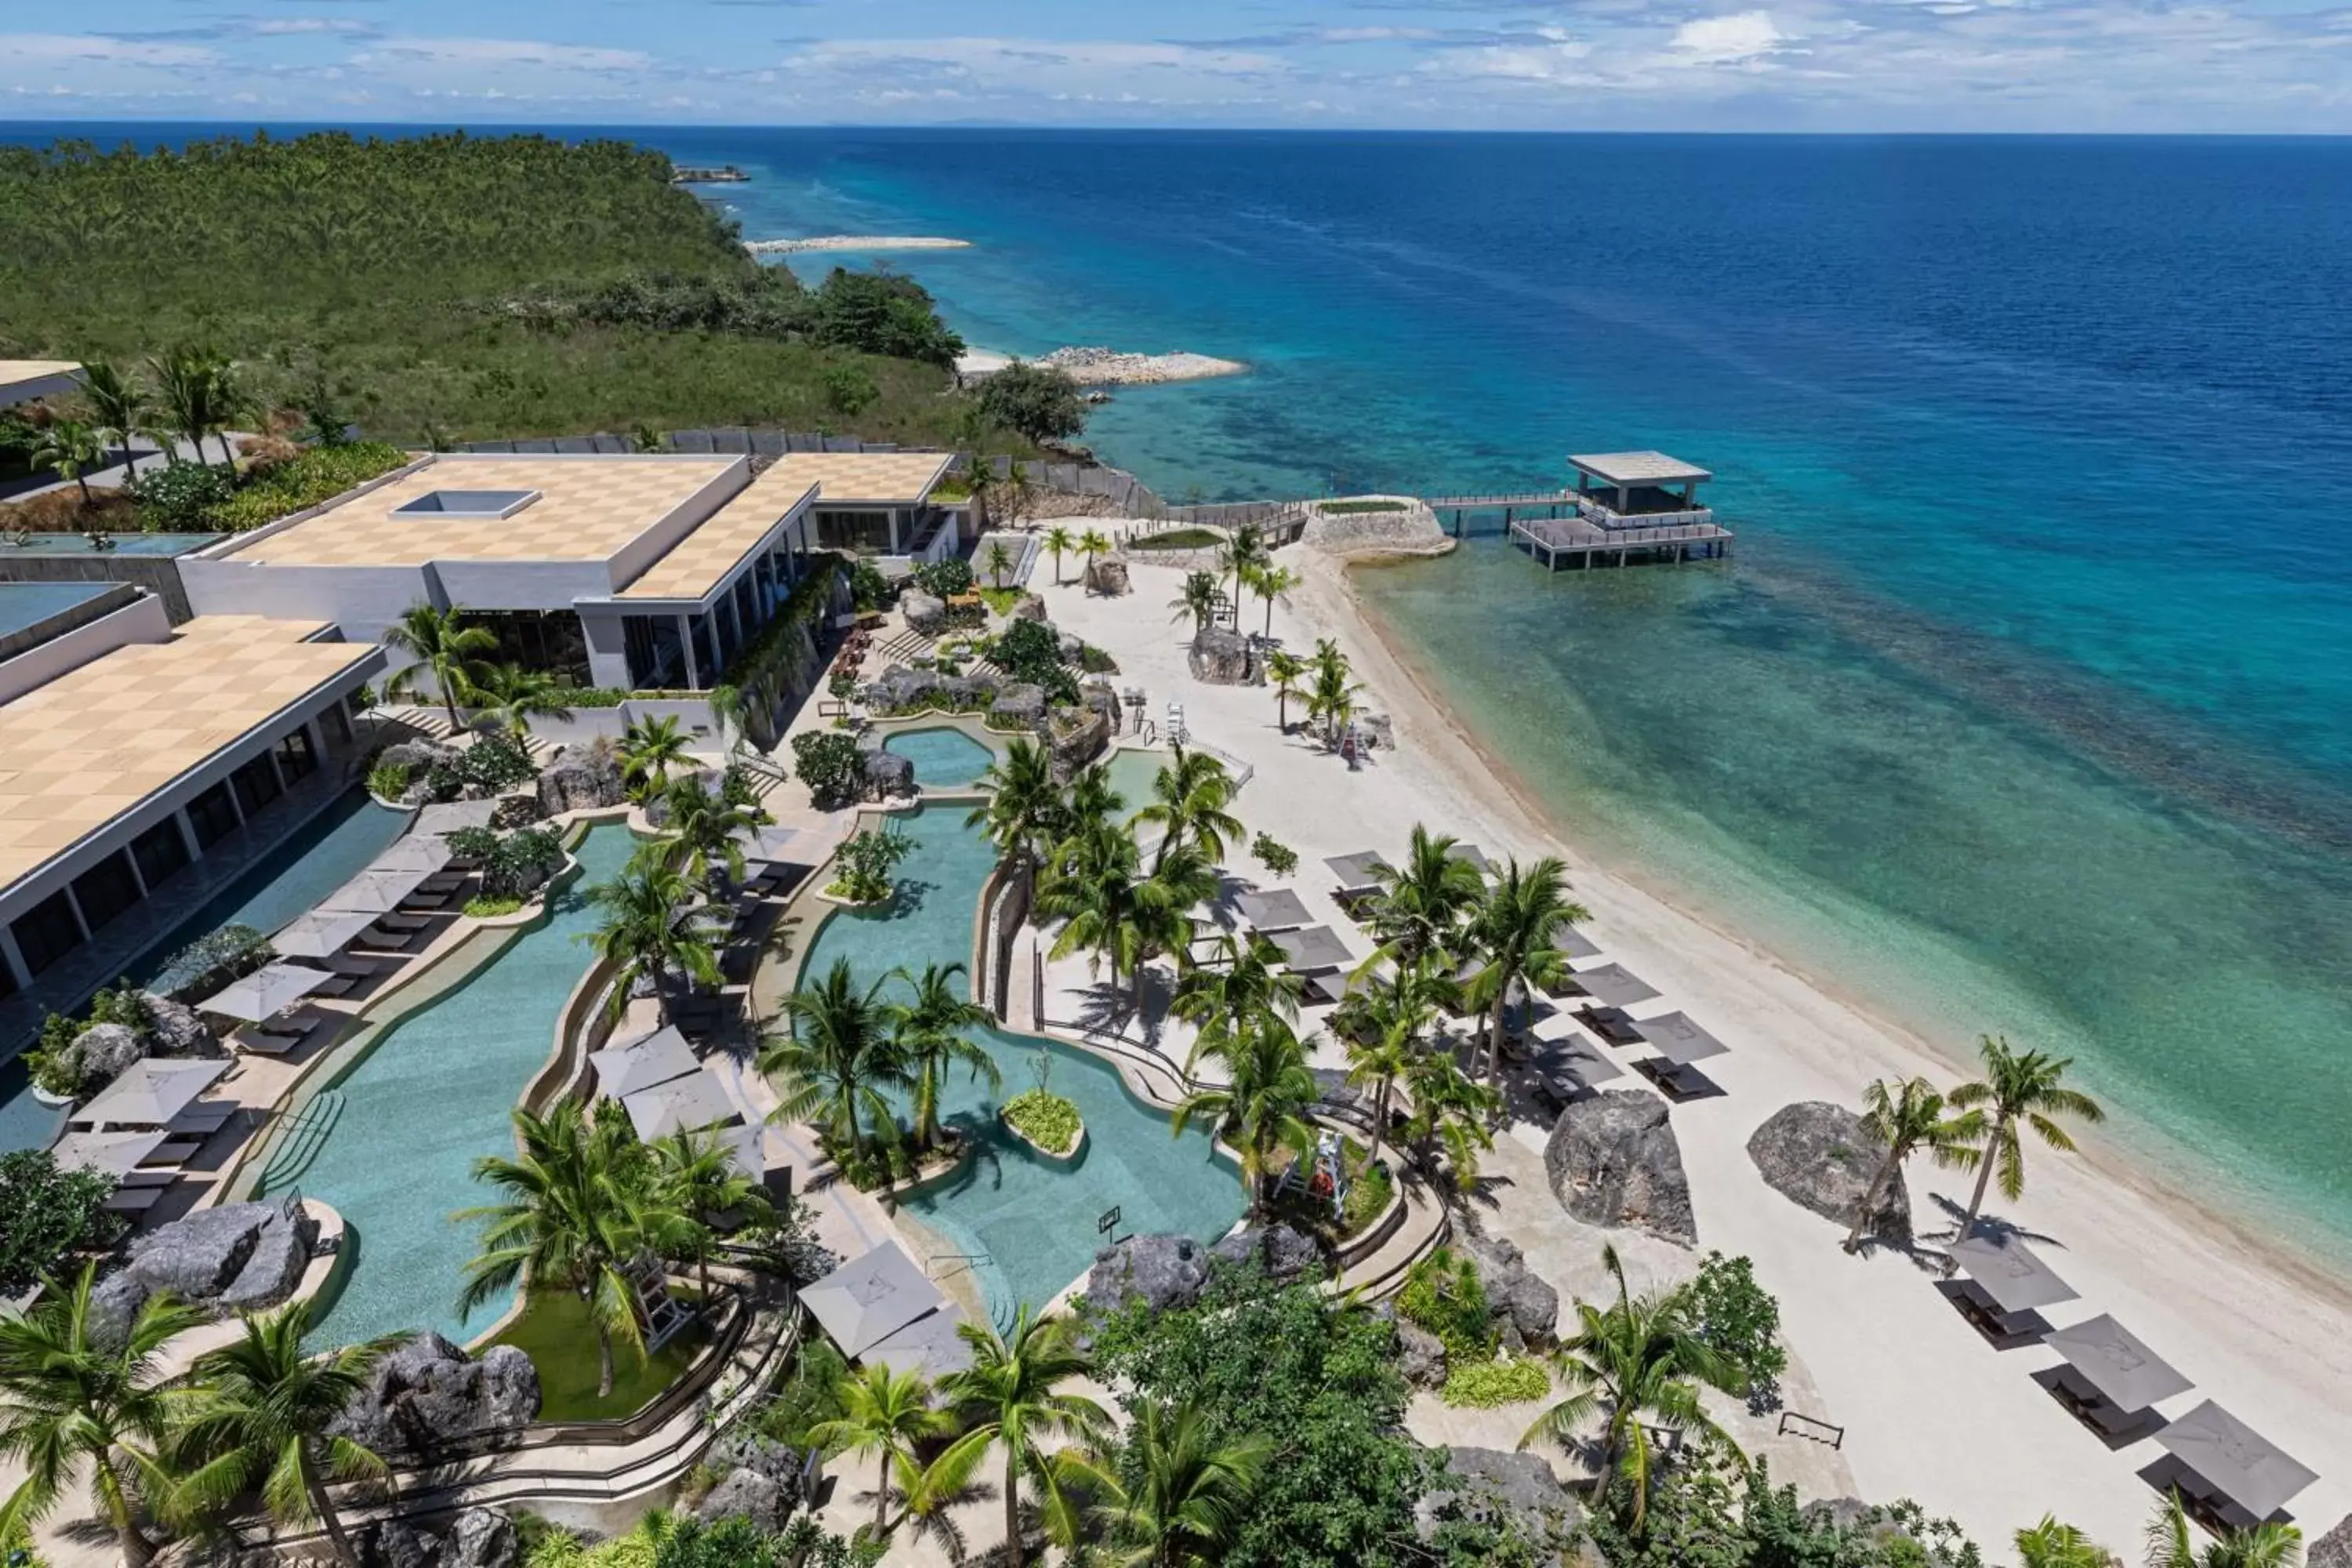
58,1058 -> 241,1218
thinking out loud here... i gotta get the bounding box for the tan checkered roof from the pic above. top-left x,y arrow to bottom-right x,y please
771,451 -> 953,508
225,456 -> 739,568
0,617 -> 376,888
618,473 -> 818,602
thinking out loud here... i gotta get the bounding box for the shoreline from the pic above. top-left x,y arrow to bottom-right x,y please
956,344 -> 1250,387
744,234 -> 971,255
1316,550 -> 2352,1314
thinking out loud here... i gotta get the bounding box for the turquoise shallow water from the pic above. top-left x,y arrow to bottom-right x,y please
882,725 -> 998,790
793,803 -> 1243,1323
274,824 -> 639,1346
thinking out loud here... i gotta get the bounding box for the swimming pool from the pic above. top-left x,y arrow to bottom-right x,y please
881,724 -> 999,789
793,804 -> 1243,1326
265,823 -> 640,1346
1102,745 -> 1168,811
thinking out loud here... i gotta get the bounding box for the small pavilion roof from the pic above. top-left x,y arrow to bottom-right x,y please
1570,451 -> 1711,488
2042,1313 -> 2190,1414
1948,1232 -> 2079,1316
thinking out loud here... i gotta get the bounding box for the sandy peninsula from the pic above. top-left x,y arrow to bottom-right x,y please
956,344 -> 1250,386
1016,528 -> 2352,1553
742,234 -> 971,256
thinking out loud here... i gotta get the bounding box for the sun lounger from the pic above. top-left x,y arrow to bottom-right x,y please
375,913 -> 431,933
321,954 -> 383,978
169,1102 -> 237,1136
147,1139 -> 201,1167
234,1029 -> 305,1057
115,1169 -> 180,1189
400,890 -> 451,911
103,1185 -> 166,1215
1576,1005 -> 1647,1046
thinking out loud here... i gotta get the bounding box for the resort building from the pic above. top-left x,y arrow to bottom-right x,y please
779,449 -> 960,560
0,359 -> 84,411
0,584 -> 383,1031
180,452 -> 826,692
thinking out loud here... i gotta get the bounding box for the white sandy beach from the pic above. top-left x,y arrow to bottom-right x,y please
742,234 -> 971,256
1016,533 -> 2352,1553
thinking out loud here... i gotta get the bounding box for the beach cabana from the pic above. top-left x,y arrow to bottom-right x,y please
199,961 -> 338,1022
1235,888 -> 1312,932
2154,1401 -> 2317,1526
864,1301 -> 976,1378
1325,851 -> 1392,902
1552,925 -> 1602,960
802,1240 -> 945,1359
414,800 -> 499,837
318,865 -> 437,916
1573,963 -> 1661,1007
621,1069 -> 741,1141
71,1058 -> 227,1130
51,1127 -> 176,1178
2040,1313 -> 2191,1436
1576,1004 -> 1648,1047
1446,843 -> 1494,876
1945,1232 -> 2079,1339
267,910 -> 383,960
371,836 -> 457,875
1269,925 -> 1356,975
590,1025 -> 699,1101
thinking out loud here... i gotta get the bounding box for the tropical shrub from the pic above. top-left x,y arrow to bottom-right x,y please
1441,1356 -> 1551,1409
1690,1250 -> 1788,1410
425,731 -> 538,800
826,827 -> 911,904
807,268 -> 964,368
1128,527 -> 1226,551
976,361 -> 1087,444
446,825 -> 500,864
482,826 -> 566,898
464,895 -> 525,919
1319,499 -> 1408,515
1399,1247 -> 1496,1363
790,730 -> 864,809
367,760 -> 411,801
754,1337 -> 850,1449
848,560 -> 891,612
128,460 -> 234,530
1000,1087 -> 1081,1154
820,364 -> 878,416
151,922 -> 270,999
988,616 -> 1078,702
909,557 -> 974,598
0,1149 -> 125,1294
202,441 -> 409,530
1252,833 -> 1299,877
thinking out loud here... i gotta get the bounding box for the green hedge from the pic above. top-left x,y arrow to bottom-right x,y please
202,442 -> 412,531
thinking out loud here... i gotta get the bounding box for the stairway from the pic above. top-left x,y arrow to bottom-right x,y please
257,1091 -> 346,1192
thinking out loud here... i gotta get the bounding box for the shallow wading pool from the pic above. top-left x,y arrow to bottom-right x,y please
881,724 -> 1000,789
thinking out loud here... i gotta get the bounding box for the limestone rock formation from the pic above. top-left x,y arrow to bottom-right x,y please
1543,1091 -> 1697,1245
2307,1514 -> 2352,1568
1746,1101 -> 1910,1243
865,665 -> 941,714
695,1468 -> 793,1533
328,1331 -> 543,1461
358,1509 -> 519,1568
1458,1235 -> 1559,1348
1209,1223 -> 1322,1285
1048,704 -> 1109,779
1086,556 -> 1131,597
537,745 -> 626,815
901,590 -> 947,637
1085,1233 -> 1210,1315
1187,626 -> 1253,685
379,739 -> 461,776
94,1196 -> 320,1343
861,748 -> 916,800
1011,593 -> 1047,621
641,768 -> 720,828
140,992 -> 220,1058
1388,1309 -> 1448,1388
990,682 -> 1047,729
68,1022 -> 147,1085
1415,1446 -> 1584,1557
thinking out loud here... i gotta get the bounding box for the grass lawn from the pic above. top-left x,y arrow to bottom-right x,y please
1129,527 -> 1226,550
489,1289 -> 709,1422
1319,499 -> 1407,514
978,586 -> 1026,615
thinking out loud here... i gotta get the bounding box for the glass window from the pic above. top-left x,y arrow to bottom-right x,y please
10,890 -> 83,976
71,852 -> 141,932
0,949 -> 16,1001
187,783 -> 240,848
232,754 -> 283,818
130,819 -> 191,892
275,727 -> 318,782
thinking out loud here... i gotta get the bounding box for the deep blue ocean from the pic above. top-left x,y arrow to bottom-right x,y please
14,124 -> 2352,1245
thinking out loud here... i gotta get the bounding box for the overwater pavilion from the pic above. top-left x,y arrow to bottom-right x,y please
1428,448 -> 1734,570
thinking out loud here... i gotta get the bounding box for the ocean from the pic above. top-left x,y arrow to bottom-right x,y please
16,125 -> 2352,1247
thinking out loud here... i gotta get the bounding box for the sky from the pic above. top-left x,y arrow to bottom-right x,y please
4,0 -> 2350,133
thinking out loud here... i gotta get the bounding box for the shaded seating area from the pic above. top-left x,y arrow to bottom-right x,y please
1575,1004 -> 1647,1047
414,799 -> 499,835
70,1058 -> 231,1153
1269,924 -> 1356,977
1446,843 -> 1493,877
591,1025 -> 701,1099
1552,924 -> 1602,960
1235,887 -> 1313,933
1631,1010 -> 1729,1098
1324,851 -> 1392,908
620,1064 -> 742,1141
2038,1313 -> 2192,1441
1570,962 -> 1661,1007
801,1240 -> 973,1378
198,961 -> 348,1055
2151,1401 -> 2317,1530
1533,1037 -> 1624,1109
54,1127 -> 199,1210
1943,1232 -> 2080,1345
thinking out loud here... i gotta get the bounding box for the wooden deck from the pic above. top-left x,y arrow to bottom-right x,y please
1507,514 -> 1734,569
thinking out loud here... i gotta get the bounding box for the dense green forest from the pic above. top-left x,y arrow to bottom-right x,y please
0,131 -> 986,445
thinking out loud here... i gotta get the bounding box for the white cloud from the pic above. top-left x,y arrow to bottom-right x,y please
1671,12 -> 1792,63
361,37 -> 652,71
783,36 -> 1285,85
252,18 -> 376,36
1423,25 -> 1594,82
0,32 -> 215,66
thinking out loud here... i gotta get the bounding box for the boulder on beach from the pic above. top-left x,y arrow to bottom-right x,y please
1746,1100 -> 1909,1243
328,1331 -> 542,1461
537,744 -> 626,815
1086,557 -> 1131,597
1543,1091 -> 1697,1245
1458,1234 -> 1559,1348
1187,626 -> 1253,685
2307,1515 -> 2352,1568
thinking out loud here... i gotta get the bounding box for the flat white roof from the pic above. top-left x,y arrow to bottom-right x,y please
1570,451 -> 1711,488
617,471 -> 818,602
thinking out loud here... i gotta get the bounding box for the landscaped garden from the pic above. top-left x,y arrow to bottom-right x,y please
488,1288 -> 710,1423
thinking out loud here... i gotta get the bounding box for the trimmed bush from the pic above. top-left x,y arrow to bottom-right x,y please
129,461 -> 235,530
1001,1088 -> 1082,1155
1441,1356 -> 1552,1409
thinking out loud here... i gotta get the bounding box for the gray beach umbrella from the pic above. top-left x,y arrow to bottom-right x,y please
371,835 -> 456,874
318,864 -> 434,915
199,960 -> 334,1022
414,800 -> 499,837
268,909 -> 382,960
2154,1401 -> 2318,1520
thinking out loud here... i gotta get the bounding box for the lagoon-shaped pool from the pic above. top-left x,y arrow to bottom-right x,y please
882,724 -> 999,789
793,804 -> 1242,1327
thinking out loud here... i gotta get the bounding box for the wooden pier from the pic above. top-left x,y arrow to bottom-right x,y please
1505,513 -> 1733,569
1425,451 -> 1733,572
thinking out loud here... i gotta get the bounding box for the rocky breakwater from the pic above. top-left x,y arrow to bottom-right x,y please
1747,1100 -> 1912,1244
1303,496 -> 1454,561
1543,1091 -> 1697,1245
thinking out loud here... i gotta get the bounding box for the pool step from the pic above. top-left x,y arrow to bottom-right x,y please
257,1090 -> 346,1192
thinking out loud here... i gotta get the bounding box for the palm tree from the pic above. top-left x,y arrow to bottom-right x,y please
1398,1040 -> 1497,1196
1460,857 -> 1588,1090
1265,649 -> 1308,733
618,714 -> 694,802
0,1263 -> 209,1568
967,737 -> 1065,880
1245,561 -> 1301,638
1365,825 -> 1485,966
1945,1034 -> 2104,1249
1043,524 -> 1073,586
165,1304 -> 397,1566
985,538 -> 1014,589
1306,652 -> 1365,752
1219,523 -> 1268,619
2016,1515 -> 2118,1568
470,662 -> 575,737
1174,1014 -> 1318,1221
581,859 -> 723,1024
931,1308 -> 1111,1565
79,359 -> 150,478
645,1127 -> 773,1304
2144,1494 -> 2299,1568
458,1106 -> 666,1399
808,1362 -> 956,1535
1077,528 -> 1112,591
1519,1243 -> 1745,1534
1136,842 -> 1220,1001
1132,746 -> 1242,872
381,602 -> 495,731
30,419 -> 106,510
1040,826 -> 1150,1001
760,957 -> 911,1164
150,347 -> 225,467
1846,1076 -> 1981,1253
891,961 -> 999,1152
1172,931 -> 1301,1072
1062,762 -> 1128,845
205,359 -> 257,465
1093,1398 -> 1272,1568
1170,571 -> 1220,636
655,774 -> 760,887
